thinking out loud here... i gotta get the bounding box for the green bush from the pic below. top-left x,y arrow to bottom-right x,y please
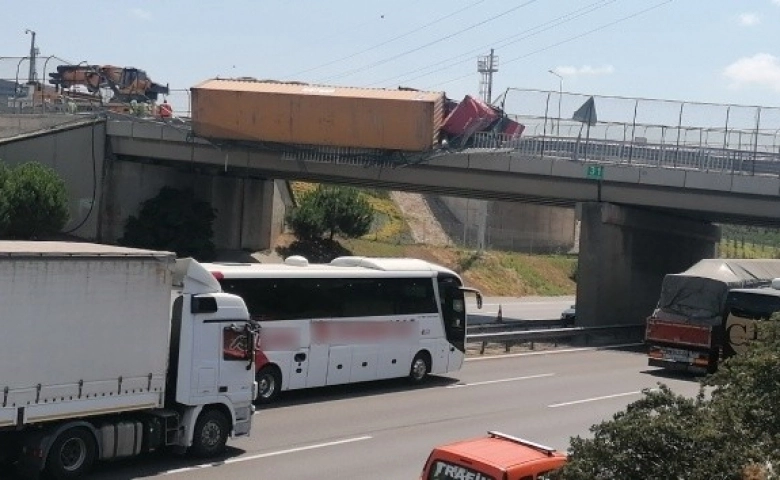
120,187 -> 217,261
1,162 -> 69,239
561,316 -> 780,479
286,185 -> 373,241
0,163 -> 10,234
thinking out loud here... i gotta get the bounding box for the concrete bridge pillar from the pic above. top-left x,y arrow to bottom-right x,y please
100,161 -> 281,254
576,202 -> 720,328
199,175 -> 276,251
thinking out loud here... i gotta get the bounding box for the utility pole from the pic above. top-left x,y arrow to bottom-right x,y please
548,69 -> 562,136
475,50 -> 499,253
478,49 -> 499,104
25,29 -> 38,84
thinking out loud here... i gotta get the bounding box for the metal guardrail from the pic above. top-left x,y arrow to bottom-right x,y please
467,323 -> 646,354
467,319 -> 568,333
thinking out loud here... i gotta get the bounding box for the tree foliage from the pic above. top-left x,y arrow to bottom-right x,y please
561,317 -> 780,480
0,161 -> 69,239
120,187 -> 217,261
286,185 -> 373,241
0,163 -> 10,234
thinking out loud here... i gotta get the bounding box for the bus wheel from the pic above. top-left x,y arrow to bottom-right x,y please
256,365 -> 281,404
409,352 -> 430,384
45,427 -> 97,479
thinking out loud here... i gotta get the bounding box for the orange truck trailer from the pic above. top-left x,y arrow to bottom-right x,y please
420,431 -> 566,480
645,259 -> 780,373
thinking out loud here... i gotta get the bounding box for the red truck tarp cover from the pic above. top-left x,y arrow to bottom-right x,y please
655,259 -> 780,325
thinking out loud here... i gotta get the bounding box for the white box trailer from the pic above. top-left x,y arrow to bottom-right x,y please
0,242 -> 257,479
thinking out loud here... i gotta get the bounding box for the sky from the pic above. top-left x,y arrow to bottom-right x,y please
3,0 -> 780,121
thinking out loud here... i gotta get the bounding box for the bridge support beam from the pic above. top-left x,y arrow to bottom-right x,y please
100,161 -> 281,254
576,202 -> 720,328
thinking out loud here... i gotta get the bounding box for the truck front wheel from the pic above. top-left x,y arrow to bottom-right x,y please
190,409 -> 230,458
255,366 -> 282,404
45,427 -> 97,479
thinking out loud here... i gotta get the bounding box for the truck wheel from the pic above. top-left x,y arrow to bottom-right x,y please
190,409 -> 230,458
255,366 -> 281,404
45,428 -> 96,479
409,352 -> 430,384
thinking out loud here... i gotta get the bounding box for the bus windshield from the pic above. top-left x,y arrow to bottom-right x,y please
438,275 -> 467,352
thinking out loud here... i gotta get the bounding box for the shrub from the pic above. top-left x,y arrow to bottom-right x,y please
2,162 -> 69,239
120,187 -> 217,261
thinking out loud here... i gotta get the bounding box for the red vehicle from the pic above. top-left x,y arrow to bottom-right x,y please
646,259 -> 780,373
420,431 -> 566,480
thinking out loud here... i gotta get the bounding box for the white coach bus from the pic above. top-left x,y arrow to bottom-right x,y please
203,256 -> 482,403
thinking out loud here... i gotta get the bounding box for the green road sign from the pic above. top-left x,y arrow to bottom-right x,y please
586,165 -> 604,180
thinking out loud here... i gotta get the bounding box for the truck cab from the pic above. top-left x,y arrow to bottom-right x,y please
421,431 -> 566,480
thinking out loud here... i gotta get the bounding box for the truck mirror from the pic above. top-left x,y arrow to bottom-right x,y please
191,296 -> 218,314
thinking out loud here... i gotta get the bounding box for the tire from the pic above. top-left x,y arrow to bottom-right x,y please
409,352 -> 430,384
255,366 -> 282,404
45,428 -> 97,480
190,409 -> 230,458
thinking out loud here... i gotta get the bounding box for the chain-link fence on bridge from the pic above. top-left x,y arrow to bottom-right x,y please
496,88 -> 780,163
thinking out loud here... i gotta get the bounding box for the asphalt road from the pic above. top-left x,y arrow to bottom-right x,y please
468,296 -> 574,324
78,344 -> 701,480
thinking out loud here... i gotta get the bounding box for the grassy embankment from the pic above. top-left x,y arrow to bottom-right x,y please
284,184 -> 780,295
281,183 -> 577,297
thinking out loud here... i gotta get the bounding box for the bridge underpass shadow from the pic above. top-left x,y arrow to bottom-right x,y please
275,238 -> 352,263
641,367 -> 706,383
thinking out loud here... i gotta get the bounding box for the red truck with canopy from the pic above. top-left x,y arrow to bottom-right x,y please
645,259 -> 780,373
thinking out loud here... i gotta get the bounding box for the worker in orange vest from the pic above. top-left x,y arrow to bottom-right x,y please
158,99 -> 173,118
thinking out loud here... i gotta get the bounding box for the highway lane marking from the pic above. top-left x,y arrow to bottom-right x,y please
548,390 -> 655,408
163,435 -> 372,475
446,373 -> 555,388
465,343 -> 644,361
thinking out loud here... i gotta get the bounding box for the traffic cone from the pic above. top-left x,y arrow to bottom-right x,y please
496,305 -> 503,323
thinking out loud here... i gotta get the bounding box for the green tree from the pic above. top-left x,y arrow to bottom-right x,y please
560,317 -> 780,479
2,162 -> 69,239
120,187 -> 217,261
0,162 -> 10,234
704,316 -> 780,466
561,385 -> 746,480
286,185 -> 373,241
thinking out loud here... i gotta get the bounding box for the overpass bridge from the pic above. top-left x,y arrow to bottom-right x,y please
107,117 -> 780,226
2,99 -> 779,329
105,116 -> 780,329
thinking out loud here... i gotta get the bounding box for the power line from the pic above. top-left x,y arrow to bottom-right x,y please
426,0 -> 674,91
368,0 -> 617,88
283,0 -> 487,80
318,0 -> 539,84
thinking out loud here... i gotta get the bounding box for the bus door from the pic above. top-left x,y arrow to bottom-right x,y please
438,276 -> 468,371
286,347 -> 310,390
282,321 -> 310,390
259,321 -> 310,390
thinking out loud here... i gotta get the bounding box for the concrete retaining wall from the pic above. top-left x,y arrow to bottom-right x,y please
0,119 -> 106,240
440,196 -> 576,253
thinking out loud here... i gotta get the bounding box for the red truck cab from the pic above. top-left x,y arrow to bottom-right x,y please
420,431 -> 566,480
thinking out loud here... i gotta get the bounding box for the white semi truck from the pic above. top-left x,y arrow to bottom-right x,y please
0,242 -> 258,479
